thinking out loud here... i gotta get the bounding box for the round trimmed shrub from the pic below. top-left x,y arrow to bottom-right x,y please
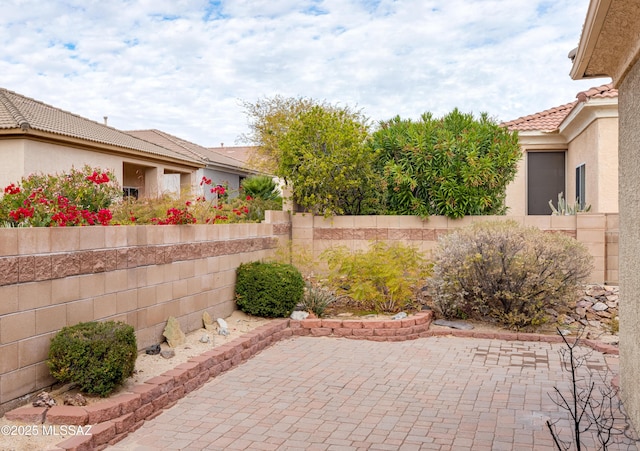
47,321 -> 137,397
235,261 -> 304,317
430,220 -> 593,330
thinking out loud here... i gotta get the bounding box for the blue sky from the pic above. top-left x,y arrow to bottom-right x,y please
1,0 -> 607,147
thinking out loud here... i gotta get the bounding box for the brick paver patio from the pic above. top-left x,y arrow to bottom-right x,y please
108,336 -> 637,450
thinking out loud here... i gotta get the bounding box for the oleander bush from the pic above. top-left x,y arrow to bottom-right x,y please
430,221 -> 593,330
47,321 -> 137,397
321,241 -> 432,313
235,261 -> 305,317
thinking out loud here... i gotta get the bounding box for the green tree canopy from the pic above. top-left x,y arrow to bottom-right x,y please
370,109 -> 521,218
241,96 -> 382,216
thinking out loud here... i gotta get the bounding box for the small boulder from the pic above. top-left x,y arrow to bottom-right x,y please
290,311 -> 309,321
592,302 -> 608,312
163,316 -> 186,348
392,312 -> 408,320
145,344 -> 161,355
32,391 -> 56,408
203,312 -> 216,332
160,349 -> 175,359
217,318 -> 229,336
64,393 -> 87,407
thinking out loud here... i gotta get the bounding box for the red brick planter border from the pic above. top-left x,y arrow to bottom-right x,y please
4,311 -> 618,451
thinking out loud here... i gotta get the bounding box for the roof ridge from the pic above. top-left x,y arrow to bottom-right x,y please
151,129 -> 210,161
501,100 -> 577,131
0,89 -> 30,130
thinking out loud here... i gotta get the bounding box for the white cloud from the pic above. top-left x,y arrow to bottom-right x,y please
1,0 -> 606,147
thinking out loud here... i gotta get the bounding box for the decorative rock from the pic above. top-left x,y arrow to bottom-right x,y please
433,319 -> 474,330
575,307 -> 587,318
290,311 -> 309,321
145,344 -> 161,355
199,334 -> 210,343
592,302 -> 608,312
577,299 -> 594,309
64,393 -> 87,407
559,329 -> 571,336
596,310 -> 613,319
32,391 -> 56,408
163,316 -> 186,347
160,349 -> 175,359
392,312 -> 408,320
203,312 -> 216,332
217,318 -> 229,336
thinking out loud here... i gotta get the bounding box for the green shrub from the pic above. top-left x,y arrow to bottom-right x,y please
47,321 -> 137,397
241,175 -> 281,201
430,221 -> 593,330
299,284 -> 337,318
321,241 -> 432,313
235,261 -> 304,317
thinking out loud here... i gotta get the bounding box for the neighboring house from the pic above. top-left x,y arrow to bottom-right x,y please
502,84 -> 618,215
127,130 -> 257,200
569,0 -> 640,432
0,87 -> 204,198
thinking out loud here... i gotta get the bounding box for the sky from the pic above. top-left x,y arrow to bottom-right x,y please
1,0 -> 608,148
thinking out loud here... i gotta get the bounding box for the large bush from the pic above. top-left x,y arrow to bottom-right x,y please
370,109 -> 521,218
235,261 -> 304,317
430,221 -> 593,330
321,241 -> 432,313
47,321 -> 137,397
0,165 -> 120,227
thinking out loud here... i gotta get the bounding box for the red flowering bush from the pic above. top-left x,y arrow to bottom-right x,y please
0,166 -> 121,227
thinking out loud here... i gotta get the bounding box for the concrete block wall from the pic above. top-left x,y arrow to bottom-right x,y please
291,213 -> 617,285
0,210 -> 291,412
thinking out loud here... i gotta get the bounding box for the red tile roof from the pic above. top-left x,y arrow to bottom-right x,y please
502,84 -> 618,132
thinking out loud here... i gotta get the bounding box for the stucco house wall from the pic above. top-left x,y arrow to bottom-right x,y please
569,0 -> 640,432
503,86 -> 618,215
617,60 -> 640,434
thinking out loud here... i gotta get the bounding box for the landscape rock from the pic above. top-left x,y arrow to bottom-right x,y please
32,392 -> 56,408
160,349 -> 175,359
203,311 -> 216,332
63,393 -> 87,407
163,316 -> 186,348
217,318 -> 229,336
290,311 -> 309,321
145,344 -> 161,355
199,334 -> 210,343
392,312 -> 407,320
433,319 -> 474,330
592,302 -> 608,312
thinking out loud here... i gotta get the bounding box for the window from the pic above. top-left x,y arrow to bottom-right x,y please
123,187 -> 139,199
576,164 -> 586,209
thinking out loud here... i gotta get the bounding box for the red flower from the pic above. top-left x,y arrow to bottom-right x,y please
86,171 -> 110,184
245,195 -> 253,201
4,183 -> 20,195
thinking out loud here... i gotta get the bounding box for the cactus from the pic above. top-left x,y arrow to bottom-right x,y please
549,192 -> 591,215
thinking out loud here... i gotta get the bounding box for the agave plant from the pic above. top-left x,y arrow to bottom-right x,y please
549,192 -> 591,215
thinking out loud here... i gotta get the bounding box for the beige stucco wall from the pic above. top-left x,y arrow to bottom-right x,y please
618,58 -> 640,433
566,117 -> 619,213
0,140 -> 26,190
0,139 -> 199,198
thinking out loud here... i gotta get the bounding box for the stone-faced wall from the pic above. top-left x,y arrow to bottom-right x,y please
292,213 -> 617,285
0,211 -> 291,412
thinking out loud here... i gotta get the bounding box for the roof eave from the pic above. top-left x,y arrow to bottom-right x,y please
570,0 -> 613,81
1,129 -> 205,169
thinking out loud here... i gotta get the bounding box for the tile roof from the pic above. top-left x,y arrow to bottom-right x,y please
127,129 -> 251,172
0,88 -> 202,165
502,84 -> 618,132
207,146 -> 257,165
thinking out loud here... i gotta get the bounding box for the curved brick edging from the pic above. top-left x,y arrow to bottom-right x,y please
4,312 -> 619,451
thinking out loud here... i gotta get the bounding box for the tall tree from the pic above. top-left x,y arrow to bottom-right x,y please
370,109 -> 521,218
241,96 -> 382,216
